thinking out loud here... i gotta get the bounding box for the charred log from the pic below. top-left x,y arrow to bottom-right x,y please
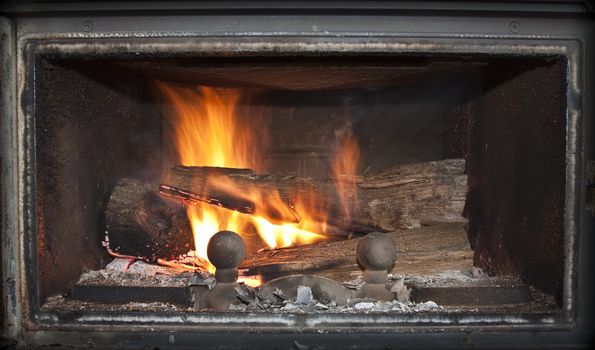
159,166 -> 302,225
160,159 -> 467,233
105,178 -> 194,261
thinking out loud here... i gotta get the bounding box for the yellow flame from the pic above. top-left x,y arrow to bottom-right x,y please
238,274 -> 263,288
158,83 -> 334,278
160,85 -> 261,169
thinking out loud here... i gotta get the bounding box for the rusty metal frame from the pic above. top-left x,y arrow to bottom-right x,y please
2,9 -> 592,348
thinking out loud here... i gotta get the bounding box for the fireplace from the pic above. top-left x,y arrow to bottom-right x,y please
1,2 -> 593,348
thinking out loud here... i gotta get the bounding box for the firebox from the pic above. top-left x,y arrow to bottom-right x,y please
1,2 -> 593,349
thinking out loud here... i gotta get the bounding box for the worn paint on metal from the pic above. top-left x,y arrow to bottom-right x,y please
1,11 -> 589,347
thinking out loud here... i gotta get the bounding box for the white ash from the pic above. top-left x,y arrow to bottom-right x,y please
106,258 -> 177,276
353,302 -> 375,310
42,295 -> 181,313
411,269 -> 480,284
280,302 -> 301,312
79,257 -> 217,288
315,302 -> 329,310
408,269 -> 481,285
228,303 -> 248,312
247,289 -> 442,314
390,278 -> 411,302
346,297 -> 376,306
391,269 -> 520,288
387,273 -> 401,281
228,282 -> 441,314
78,266 -> 196,288
296,286 -> 313,305
271,299 -> 442,314
414,301 -> 439,311
105,258 -> 133,271
471,266 -> 485,278
128,261 -> 161,276
76,259 -> 446,314
341,275 -> 365,290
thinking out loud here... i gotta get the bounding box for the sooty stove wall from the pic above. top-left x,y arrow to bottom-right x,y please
33,55 -> 565,305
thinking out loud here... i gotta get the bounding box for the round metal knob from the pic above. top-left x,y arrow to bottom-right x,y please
207,230 -> 246,270
356,232 -> 397,271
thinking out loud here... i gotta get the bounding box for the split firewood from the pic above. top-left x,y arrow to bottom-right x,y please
355,158 -> 468,230
160,158 -> 467,233
240,223 -> 473,282
105,178 -> 194,261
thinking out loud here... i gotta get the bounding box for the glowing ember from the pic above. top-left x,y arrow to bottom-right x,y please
158,83 -> 348,276
238,274 -> 263,288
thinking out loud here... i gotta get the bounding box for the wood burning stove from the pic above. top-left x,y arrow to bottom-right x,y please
1,1 -> 593,348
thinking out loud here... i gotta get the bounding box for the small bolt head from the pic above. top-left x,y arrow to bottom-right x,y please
82,20 -> 94,32
509,21 -> 520,33
207,231 -> 246,269
356,232 -> 397,271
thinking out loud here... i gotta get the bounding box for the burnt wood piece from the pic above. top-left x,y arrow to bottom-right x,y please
105,178 -> 194,261
240,223 -> 473,282
160,159 -> 467,233
258,275 -> 354,305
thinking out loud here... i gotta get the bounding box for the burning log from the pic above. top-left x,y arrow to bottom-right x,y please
159,166 -> 302,225
104,159 -> 465,262
160,158 -> 467,233
160,165 -> 379,233
105,178 -> 194,261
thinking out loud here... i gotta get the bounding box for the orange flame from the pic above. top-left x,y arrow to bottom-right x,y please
160,85 -> 263,170
331,122 -> 361,221
158,83 -> 330,276
238,274 -> 263,288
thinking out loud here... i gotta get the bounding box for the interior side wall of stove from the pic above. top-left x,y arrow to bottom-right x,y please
465,58 -> 566,302
35,60 -> 162,301
0,27 -> 4,332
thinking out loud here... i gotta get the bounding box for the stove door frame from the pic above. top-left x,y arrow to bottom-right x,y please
1,8 -> 592,348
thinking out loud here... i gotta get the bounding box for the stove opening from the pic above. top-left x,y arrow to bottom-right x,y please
33,55 -> 565,314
